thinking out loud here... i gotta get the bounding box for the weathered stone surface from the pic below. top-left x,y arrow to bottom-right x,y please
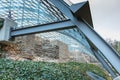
51,40 -> 70,60
15,35 -> 60,59
15,34 -> 36,54
0,41 -> 20,55
0,34 -> 98,64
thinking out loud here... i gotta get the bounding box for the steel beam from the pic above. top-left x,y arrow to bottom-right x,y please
11,20 -> 75,37
49,0 -> 120,74
58,31 -> 84,46
92,50 -> 117,78
78,20 -> 120,74
86,38 -> 117,78
86,71 -> 105,80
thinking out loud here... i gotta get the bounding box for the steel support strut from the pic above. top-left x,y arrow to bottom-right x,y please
11,19 -> 75,37
49,0 -> 120,76
92,50 -> 117,78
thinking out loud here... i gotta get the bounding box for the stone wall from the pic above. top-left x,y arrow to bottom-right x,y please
0,41 -> 21,58
15,34 -> 36,54
34,39 -> 59,59
15,35 -> 60,59
0,34 -> 98,63
51,40 -> 70,60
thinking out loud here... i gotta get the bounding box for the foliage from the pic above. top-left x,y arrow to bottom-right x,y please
0,58 -> 111,80
107,39 -> 120,54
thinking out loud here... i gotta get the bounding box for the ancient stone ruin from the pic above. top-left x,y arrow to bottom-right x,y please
0,34 -> 98,63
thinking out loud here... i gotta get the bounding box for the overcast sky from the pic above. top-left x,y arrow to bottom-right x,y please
70,0 -> 120,41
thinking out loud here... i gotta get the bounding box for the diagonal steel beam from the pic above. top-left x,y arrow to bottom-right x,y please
49,0 -> 120,75
11,19 -> 75,37
92,50 -> 117,78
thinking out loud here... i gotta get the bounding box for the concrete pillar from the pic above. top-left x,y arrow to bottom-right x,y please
0,18 -> 17,41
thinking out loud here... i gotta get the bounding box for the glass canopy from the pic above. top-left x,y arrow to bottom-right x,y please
0,0 -> 93,55
0,0 -> 67,29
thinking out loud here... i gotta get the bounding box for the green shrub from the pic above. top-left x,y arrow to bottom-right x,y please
0,58 -> 111,80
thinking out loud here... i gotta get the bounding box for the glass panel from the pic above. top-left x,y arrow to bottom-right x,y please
0,0 -> 68,29
39,29 -> 93,55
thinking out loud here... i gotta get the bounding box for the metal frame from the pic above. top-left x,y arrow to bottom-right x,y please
49,0 -> 120,76
58,28 -> 91,49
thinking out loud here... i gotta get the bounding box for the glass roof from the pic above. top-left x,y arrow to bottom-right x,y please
0,0 -> 93,54
0,0 -> 67,29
